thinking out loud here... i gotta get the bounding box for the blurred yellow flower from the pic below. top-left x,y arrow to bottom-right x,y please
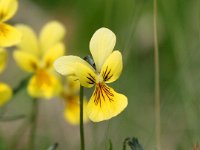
0,48 -> 7,73
0,48 -> 12,106
0,0 -> 21,47
13,21 -> 66,99
62,76 -> 88,125
54,27 -> 128,122
0,82 -> 12,106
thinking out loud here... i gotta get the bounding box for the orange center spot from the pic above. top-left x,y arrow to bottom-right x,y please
35,70 -> 52,88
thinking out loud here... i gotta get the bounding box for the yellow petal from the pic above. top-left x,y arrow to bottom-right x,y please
0,48 -> 7,73
0,23 -> 21,47
89,27 -> 116,72
87,83 -> 128,122
64,96 -> 88,125
54,56 -> 82,75
100,51 -> 122,83
54,56 -> 96,88
0,0 -> 18,22
39,21 -> 66,52
43,43 -> 65,69
0,82 -> 12,106
15,24 -> 39,56
28,71 -> 61,99
13,51 -> 39,72
75,60 -> 97,88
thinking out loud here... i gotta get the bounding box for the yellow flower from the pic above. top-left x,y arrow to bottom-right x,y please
0,0 -> 21,47
62,76 -> 88,125
0,82 -> 12,106
54,27 -> 128,122
0,48 -> 7,73
13,21 -> 66,99
0,48 -> 12,106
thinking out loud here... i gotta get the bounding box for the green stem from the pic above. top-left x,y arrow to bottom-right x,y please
13,75 -> 30,95
153,0 -> 161,149
80,86 -> 85,150
29,98 -> 39,150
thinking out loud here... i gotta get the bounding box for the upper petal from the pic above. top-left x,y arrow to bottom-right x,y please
0,23 -> 21,47
39,21 -> 66,52
15,24 -> 39,56
0,82 -> 12,107
89,27 -> 116,72
42,42 -> 65,69
0,0 -> 18,22
87,83 -> 128,122
13,51 -> 39,72
0,48 -> 7,73
100,51 -> 123,83
54,56 -> 97,88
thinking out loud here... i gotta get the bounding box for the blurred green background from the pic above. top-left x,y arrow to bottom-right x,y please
0,0 -> 200,149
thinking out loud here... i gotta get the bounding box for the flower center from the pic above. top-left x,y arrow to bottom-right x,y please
96,74 -> 103,83
35,70 -> 52,88
93,83 -> 114,107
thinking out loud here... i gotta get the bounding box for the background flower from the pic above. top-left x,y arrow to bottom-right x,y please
61,76 -> 88,125
0,82 -> 12,106
0,0 -> 21,47
0,49 -> 12,106
13,21 -> 66,99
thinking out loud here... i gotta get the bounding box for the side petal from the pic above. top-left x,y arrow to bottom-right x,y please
54,56 -> 97,88
0,23 -> 21,47
15,24 -> 39,56
75,61 -> 97,88
0,0 -> 18,22
100,51 -> 122,83
87,83 -> 128,122
39,21 -> 66,52
0,82 -> 12,107
43,43 -> 65,69
0,48 -> 7,73
64,96 -> 88,125
90,27 -> 116,72
13,51 -> 39,72
28,71 -> 61,99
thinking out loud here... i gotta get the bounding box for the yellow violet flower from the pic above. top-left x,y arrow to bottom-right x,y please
0,0 -> 21,47
0,49 -> 12,106
0,82 -> 12,106
54,27 -> 128,122
62,76 -> 88,125
13,21 -> 66,99
0,48 -> 7,73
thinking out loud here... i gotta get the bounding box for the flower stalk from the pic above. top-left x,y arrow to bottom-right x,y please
80,86 -> 85,150
29,98 -> 39,150
153,0 -> 161,149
